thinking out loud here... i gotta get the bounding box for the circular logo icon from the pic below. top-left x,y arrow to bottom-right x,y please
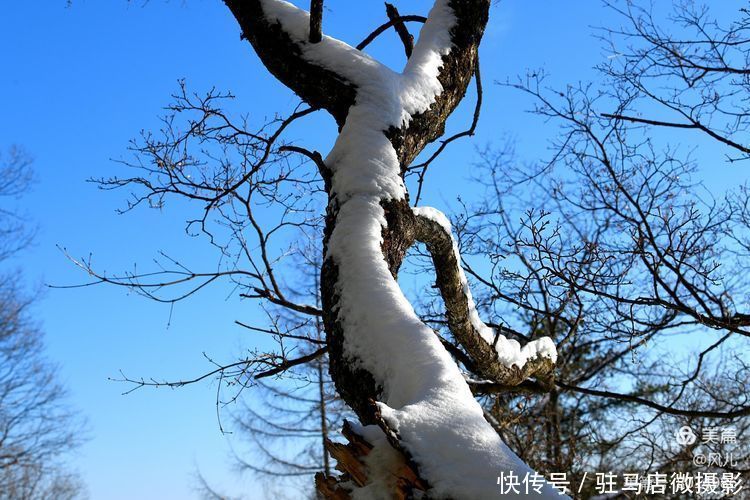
676,426 -> 697,446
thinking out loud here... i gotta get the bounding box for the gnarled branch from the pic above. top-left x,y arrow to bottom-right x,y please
413,209 -> 556,387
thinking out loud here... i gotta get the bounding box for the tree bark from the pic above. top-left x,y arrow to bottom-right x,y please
224,0 -> 356,127
223,1 -> 560,497
321,0 -> 489,424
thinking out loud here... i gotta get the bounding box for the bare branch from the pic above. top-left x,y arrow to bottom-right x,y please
308,0 -> 323,44
356,15 -> 426,52
254,346 -> 327,379
385,3 -> 413,58
557,381 -> 750,419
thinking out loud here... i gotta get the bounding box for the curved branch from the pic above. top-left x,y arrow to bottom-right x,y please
278,144 -> 332,190
413,207 -> 557,387
413,60 -> 483,204
356,15 -> 427,52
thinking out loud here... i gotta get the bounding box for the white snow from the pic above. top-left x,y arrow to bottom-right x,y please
349,424 -> 409,500
413,206 -> 558,368
258,0 -> 463,202
257,1 -> 564,498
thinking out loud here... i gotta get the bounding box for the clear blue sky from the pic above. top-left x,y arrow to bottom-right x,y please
0,1 -> 745,499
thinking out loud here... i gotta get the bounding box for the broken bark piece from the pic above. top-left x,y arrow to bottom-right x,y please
316,421 -> 429,499
315,472 -> 351,500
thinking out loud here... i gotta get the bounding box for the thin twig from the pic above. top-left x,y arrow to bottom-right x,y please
413,60 -> 483,205
356,15 -> 427,51
255,346 -> 328,379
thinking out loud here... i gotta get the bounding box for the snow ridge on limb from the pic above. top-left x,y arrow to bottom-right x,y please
223,0 -> 360,126
225,0 -> 565,498
413,206 -> 558,387
318,0 -> 563,494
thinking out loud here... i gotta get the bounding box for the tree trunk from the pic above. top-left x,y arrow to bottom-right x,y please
224,1 -> 561,497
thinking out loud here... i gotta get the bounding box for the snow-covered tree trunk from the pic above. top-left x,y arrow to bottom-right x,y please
224,1 -> 561,497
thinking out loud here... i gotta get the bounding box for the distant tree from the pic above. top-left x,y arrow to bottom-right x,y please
0,147 -> 34,260
0,147 -> 86,500
230,242 -> 351,498
232,352 -> 340,498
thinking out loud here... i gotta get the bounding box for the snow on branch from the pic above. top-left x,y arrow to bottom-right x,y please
224,0 -> 359,125
413,206 -> 558,387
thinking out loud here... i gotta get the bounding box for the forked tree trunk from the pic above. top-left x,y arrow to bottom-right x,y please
223,1 -> 561,497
